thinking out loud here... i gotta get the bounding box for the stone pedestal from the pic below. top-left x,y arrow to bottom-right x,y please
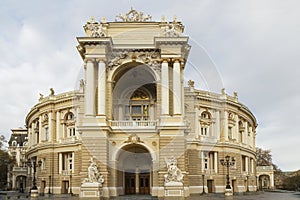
80,182 -> 103,200
30,189 -> 39,198
225,188 -> 233,196
164,182 -> 185,200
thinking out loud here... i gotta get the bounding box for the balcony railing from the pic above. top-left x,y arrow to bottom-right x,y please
12,166 -> 28,173
109,120 -> 157,128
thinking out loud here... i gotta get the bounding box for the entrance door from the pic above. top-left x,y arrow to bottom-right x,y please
61,181 -> 69,194
125,173 -> 136,195
207,180 -> 213,193
139,173 -> 150,194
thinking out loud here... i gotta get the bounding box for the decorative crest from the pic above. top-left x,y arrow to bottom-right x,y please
116,7 -> 152,22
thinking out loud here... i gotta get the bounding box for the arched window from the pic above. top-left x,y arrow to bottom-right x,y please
64,112 -> 75,137
199,111 -> 212,136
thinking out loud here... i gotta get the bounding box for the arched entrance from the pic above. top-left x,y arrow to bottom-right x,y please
117,144 -> 152,195
259,175 -> 271,190
16,175 -> 26,192
111,63 -> 157,122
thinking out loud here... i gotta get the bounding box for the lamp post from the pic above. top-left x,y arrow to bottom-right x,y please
27,157 -> 42,197
220,155 -> 235,196
246,175 -> 249,192
201,174 -> 205,195
69,170 -> 73,195
48,175 -> 51,194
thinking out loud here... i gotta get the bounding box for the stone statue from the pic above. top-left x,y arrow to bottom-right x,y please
83,157 -> 104,185
164,156 -> 184,183
221,88 -> 226,95
164,23 -> 180,37
79,79 -> 85,90
50,88 -> 55,95
39,93 -> 44,100
188,80 -> 194,88
85,16 -> 106,37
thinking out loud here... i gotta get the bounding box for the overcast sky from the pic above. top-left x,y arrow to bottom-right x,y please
0,0 -> 299,171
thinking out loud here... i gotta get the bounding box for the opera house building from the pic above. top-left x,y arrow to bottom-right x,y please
11,9 -> 258,199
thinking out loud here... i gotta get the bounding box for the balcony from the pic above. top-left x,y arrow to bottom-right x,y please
109,120 -> 157,131
12,166 -> 28,175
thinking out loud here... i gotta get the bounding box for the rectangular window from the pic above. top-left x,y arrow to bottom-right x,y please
228,127 -> 232,140
132,106 -> 142,115
42,158 -> 46,170
62,152 -> 73,171
242,156 -> 246,172
68,127 -> 75,137
45,127 -> 49,141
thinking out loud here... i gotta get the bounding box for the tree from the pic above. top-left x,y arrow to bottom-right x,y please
284,173 -> 300,191
256,147 -> 273,166
0,135 -> 14,190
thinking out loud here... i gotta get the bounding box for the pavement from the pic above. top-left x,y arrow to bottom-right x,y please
1,190 -> 300,200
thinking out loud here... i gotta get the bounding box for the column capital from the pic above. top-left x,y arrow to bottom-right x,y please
95,58 -> 107,63
171,58 -> 185,64
83,58 -> 95,63
160,58 -> 171,63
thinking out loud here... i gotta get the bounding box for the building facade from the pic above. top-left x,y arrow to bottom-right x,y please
20,9 -> 258,198
7,128 -> 28,192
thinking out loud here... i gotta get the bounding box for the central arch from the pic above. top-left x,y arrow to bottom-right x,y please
117,144 -> 153,195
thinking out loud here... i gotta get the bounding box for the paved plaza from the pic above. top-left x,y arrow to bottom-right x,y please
1,191 -> 300,200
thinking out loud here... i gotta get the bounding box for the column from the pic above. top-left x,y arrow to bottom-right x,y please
173,60 -> 181,115
270,173 -> 274,188
223,111 -> 228,141
214,152 -> 218,173
215,111 -> 220,140
201,151 -> 204,173
59,153 -> 62,174
31,123 -> 35,145
195,107 -> 199,138
235,115 -> 239,141
85,59 -> 95,116
97,59 -> 106,116
72,152 -> 75,173
48,112 -> 52,142
245,157 -> 249,173
56,111 -> 60,141
161,60 -> 169,115
251,158 -> 254,174
245,122 -> 248,145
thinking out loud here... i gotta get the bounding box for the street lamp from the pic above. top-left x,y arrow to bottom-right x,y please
69,170 -> 73,195
48,175 -> 51,194
27,158 -> 42,190
220,155 -> 235,195
201,174 -> 206,195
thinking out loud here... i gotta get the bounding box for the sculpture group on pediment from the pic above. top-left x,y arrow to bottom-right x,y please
163,22 -> 182,37
116,7 -> 152,22
164,156 -> 184,183
85,17 -> 106,38
82,157 -> 104,185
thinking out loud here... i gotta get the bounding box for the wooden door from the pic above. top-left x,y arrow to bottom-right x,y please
61,181 -> 69,194
125,173 -> 136,195
207,180 -> 213,193
139,173 -> 150,194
